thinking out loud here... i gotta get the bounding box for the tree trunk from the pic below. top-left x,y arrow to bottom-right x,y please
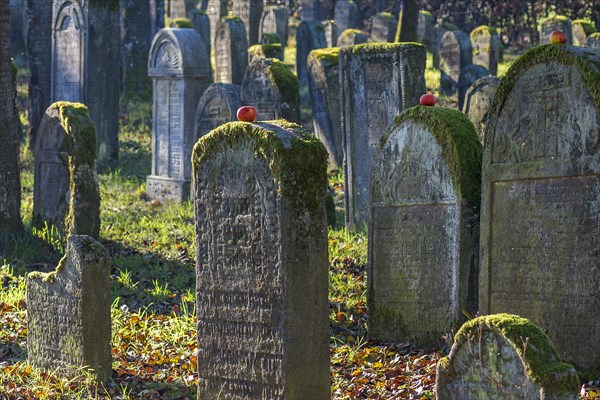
399,0 -> 419,42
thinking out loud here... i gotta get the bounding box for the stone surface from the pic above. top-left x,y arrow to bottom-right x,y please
470,25 -> 501,75
150,0 -> 165,36
462,75 -> 500,143
416,10 -> 434,51
9,0 -> 27,66
433,23 -> 457,69
539,15 -> 573,44
248,43 -> 284,64
191,9 -> 211,66
457,64 -> 489,111
193,120 -> 330,399
166,0 -> 196,19
194,83 -> 241,140
480,45 -> 600,378
214,17 -> 248,85
322,19 -> 337,47
33,102 -> 100,239
334,0 -> 360,35
369,106 -> 481,345
121,0 -> 153,103
27,235 -> 111,382
147,28 -> 212,203
301,0 -> 323,21
440,30 -> 472,96
436,314 -> 580,400
233,0 -> 262,45
571,20 -> 594,46
341,43 -> 426,230
337,28 -> 369,47
371,12 -> 397,43
259,5 -> 289,47
585,32 -> 600,50
296,20 -> 327,110
200,0 -> 227,45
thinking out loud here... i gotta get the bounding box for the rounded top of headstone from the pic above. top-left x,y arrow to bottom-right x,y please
441,29 -> 469,43
148,28 -> 210,78
467,74 -> 501,93
572,19 -> 596,35
470,25 -> 498,40
242,58 -> 300,108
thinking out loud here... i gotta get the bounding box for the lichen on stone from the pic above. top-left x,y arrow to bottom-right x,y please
308,47 -> 340,66
339,28 -> 363,41
470,25 -> 498,40
379,12 -> 396,20
344,41 -> 424,55
266,59 -> 299,109
169,18 -> 194,29
261,33 -> 281,44
572,19 -> 596,35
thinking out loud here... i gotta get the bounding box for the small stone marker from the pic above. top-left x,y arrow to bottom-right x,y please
259,5 -> 289,47
436,314 -> 580,400
433,22 -> 458,69
371,12 -> 397,43
341,43 -> 426,229
214,16 -> 248,85
440,30 -> 473,96
462,75 -> 500,143
194,83 -> 241,140
147,28 -> 212,203
334,0 -> 360,35
337,28 -> 369,47
369,106 -> 481,345
241,58 -> 300,122
233,0 -> 262,45
33,102 -> 100,239
539,15 -> 573,44
585,32 -> 600,50
247,43 -> 284,63
322,19 -> 338,47
296,20 -> 327,109
572,20 -> 595,46
27,235 -> 111,382
470,25 -> 501,75
480,44 -> 600,378
457,64 -> 489,110
193,120 -> 330,399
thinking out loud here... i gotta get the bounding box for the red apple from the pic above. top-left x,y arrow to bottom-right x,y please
237,106 -> 257,122
549,30 -> 567,44
420,93 -> 437,106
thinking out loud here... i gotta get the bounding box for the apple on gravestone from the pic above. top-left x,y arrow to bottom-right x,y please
237,106 -> 258,122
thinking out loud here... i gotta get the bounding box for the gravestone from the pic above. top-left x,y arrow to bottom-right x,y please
462,75 -> 500,143
166,0 -> 195,19
248,43 -> 284,63
585,32 -> 600,50
457,64 -> 489,110
150,0 -> 165,36
51,0 -> 120,166
433,22 -> 458,69
539,15 -> 572,44
147,28 -> 212,203
259,5 -> 289,48
193,120 -> 330,399
191,9 -> 211,64
416,10 -> 435,51
233,0 -> 262,45
322,19 -> 337,47
121,0 -> 153,103
337,28 -> 369,47
296,20 -> 327,110
194,83 -> 241,140
341,43 -> 426,230
334,0 -> 360,35
369,106 -> 481,345
308,48 -> 341,167
241,58 -> 300,122
480,45 -> 600,378
214,17 -> 248,85
200,0 -> 227,44
440,30 -> 472,96
470,25 -> 501,75
302,0 -> 322,21
371,12 -> 397,43
572,20 -> 595,46
27,235 -> 111,382
436,314 -> 580,400
9,0 -> 27,66
33,102 -> 100,239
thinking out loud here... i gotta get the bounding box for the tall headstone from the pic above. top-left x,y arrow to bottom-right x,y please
572,19 -> 595,46
470,25 -> 501,76
416,10 -> 435,51
193,120 -> 330,399
166,0 -> 196,19
214,17 -> 248,85
232,0 -> 262,45
480,45 -> 600,378
51,0 -> 120,166
241,58 -> 300,122
200,0 -> 227,44
439,30 -> 472,96
334,0 -> 360,35
457,64 -> 489,111
341,43 -> 426,229
585,32 -> 600,50
436,314 -> 580,400
369,106 -> 481,344
259,6 -> 289,48
308,48 -> 341,167
322,19 -> 337,47
27,235 -> 111,382
371,12 -> 397,43
191,9 -> 212,69
147,28 -> 212,203
248,43 -> 284,63
296,20 -> 327,109
33,102 -> 100,239
462,75 -> 500,143
433,22 -> 458,69
302,0 -> 322,21
194,83 -> 241,140
539,15 -> 572,44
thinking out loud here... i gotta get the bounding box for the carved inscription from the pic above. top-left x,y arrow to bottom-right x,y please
216,28 -> 230,83
154,79 -> 170,176
168,83 -> 182,177
197,96 -> 230,138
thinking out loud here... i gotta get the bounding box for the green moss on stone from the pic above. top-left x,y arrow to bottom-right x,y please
345,42 -> 424,55
419,10 -> 432,17
262,44 -> 283,59
261,33 -> 281,44
470,25 -> 498,40
380,12 -> 395,20
224,16 -> 243,24
169,18 -> 194,29
340,28 -> 363,41
28,255 -> 67,284
573,19 -> 596,35
440,22 -> 459,32
390,106 -> 482,207
590,32 -> 600,39
267,59 -> 299,109
308,47 -> 340,66
50,102 -> 97,167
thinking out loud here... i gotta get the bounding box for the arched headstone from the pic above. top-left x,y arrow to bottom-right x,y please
371,12 -> 397,43
259,5 -> 289,47
194,83 -> 241,140
470,25 -> 501,75
462,75 -> 500,143
440,30 -> 473,96
539,15 -> 572,44
214,16 -> 248,85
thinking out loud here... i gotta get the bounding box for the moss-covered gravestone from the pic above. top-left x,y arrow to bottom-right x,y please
436,314 -> 580,400
247,43 -> 284,63
33,102 -> 100,239
146,27 -> 212,203
371,12 -> 397,43
334,0 -> 359,36
481,44 -> 600,378
194,83 -> 241,140
440,30 -> 473,96
214,16 -> 248,85
193,121 -> 330,399
341,43 -> 426,230
322,19 -> 337,47
296,20 -> 327,109
337,28 -> 369,47
585,32 -> 600,50
470,25 -> 501,76
241,58 -> 300,122
232,0 -> 262,45
572,20 -> 595,46
259,5 -> 289,47
369,106 -> 481,345
27,235 -> 111,382
457,64 -> 489,111
462,75 -> 500,143
539,15 -> 572,44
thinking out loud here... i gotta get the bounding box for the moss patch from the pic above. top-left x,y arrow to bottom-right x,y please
572,19 -> 596,35
223,16 -> 242,23
28,255 -> 67,284
470,25 -> 498,40
379,12 -> 396,20
440,22 -> 458,32
308,47 -> 340,66
267,59 -> 299,109
340,28 -> 363,41
261,33 -> 281,44
169,18 -> 194,29
344,42 -> 424,55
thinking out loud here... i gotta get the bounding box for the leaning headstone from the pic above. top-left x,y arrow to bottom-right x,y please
462,75 -> 500,143
33,102 -> 100,239
308,48 -> 342,167
27,235 -> 111,382
193,120 -> 330,399
194,83 -> 241,140
248,43 -> 284,63
341,43 -> 426,229
334,0 -> 360,35
480,44 -> 600,378
436,314 -> 580,400
337,28 -> 369,47
200,0 -> 227,44
302,0 -> 323,21
233,0 -> 262,45
296,20 -> 327,109
259,5 -> 289,47
433,22 -> 458,69
440,30 -> 473,96
371,12 -> 397,43
51,0 -> 120,166
322,19 -> 337,47
369,106 -> 481,344
457,64 -> 489,110
571,19 -> 595,46
214,16 -> 248,85
191,9 -> 212,63
539,15 -> 572,44
241,58 -> 300,122
147,28 -> 212,203
585,32 -> 600,50
470,25 -> 501,75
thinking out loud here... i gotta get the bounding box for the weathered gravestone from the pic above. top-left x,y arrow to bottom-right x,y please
436,314 -> 580,400
233,0 -> 262,45
33,102 -> 100,239
51,0 -> 120,166
27,235 -> 111,382
241,58 -> 300,122
194,83 -> 241,140
334,0 -> 360,35
371,12 -> 397,43
147,28 -> 212,203
214,16 -> 248,85
480,45 -> 600,378
341,43 -> 426,230
248,43 -> 284,63
296,20 -> 327,109
166,0 -> 196,19
191,9 -> 212,64
308,48 -> 342,167
433,22 -> 458,69
369,106 -> 481,345
150,0 -> 165,36
440,30 -> 473,96
462,75 -> 500,143
322,19 -> 337,47
259,6 -> 289,47
572,20 -> 595,46
457,64 -> 489,111
193,120 -> 330,399
470,25 -> 501,76
200,0 -> 227,44
416,10 -> 435,51
337,28 -> 369,47
539,15 -> 573,44
585,32 -> 600,50
301,0 -> 323,21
